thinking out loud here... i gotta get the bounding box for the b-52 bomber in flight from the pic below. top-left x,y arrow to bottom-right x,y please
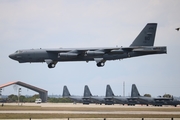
9,23 -> 167,68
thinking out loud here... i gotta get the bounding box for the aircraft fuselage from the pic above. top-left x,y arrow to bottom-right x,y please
9,23 -> 167,68
9,46 -> 166,68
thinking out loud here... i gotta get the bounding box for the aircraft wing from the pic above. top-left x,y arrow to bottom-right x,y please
46,48 -> 120,52
46,47 -> 123,56
46,46 -> 166,61
154,97 -> 173,101
44,46 -> 166,68
46,47 -> 123,67
47,49 -> 86,57
46,46 -> 166,55
132,46 -> 167,53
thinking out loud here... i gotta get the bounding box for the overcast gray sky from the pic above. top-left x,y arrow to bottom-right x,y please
0,0 -> 180,97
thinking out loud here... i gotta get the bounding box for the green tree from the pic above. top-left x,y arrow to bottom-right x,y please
47,98 -> 72,103
32,94 -> 40,98
144,94 -> 151,97
19,95 -> 26,102
24,97 -> 35,102
163,94 -> 172,98
8,94 -> 18,102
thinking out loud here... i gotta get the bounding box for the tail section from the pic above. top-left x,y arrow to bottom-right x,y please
84,85 -> 92,97
131,84 -> 141,97
62,86 -> 71,97
130,23 -> 157,47
106,84 -> 115,97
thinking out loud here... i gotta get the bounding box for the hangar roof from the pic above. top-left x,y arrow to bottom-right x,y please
0,81 -> 47,93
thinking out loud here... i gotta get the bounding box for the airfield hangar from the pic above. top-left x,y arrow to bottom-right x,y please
0,81 -> 48,102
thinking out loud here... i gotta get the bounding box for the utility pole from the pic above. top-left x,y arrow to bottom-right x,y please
0,88 -> 2,99
123,81 -> 125,97
18,88 -> 21,106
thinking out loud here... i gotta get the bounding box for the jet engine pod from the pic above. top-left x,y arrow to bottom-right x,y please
111,49 -> 124,54
59,52 -> 78,57
86,51 -> 104,56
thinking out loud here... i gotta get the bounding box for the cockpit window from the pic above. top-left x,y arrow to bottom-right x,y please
15,50 -> 23,53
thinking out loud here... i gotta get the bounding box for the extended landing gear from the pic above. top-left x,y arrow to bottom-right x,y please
97,62 -> 105,67
94,58 -> 105,67
45,59 -> 57,68
48,63 -> 56,68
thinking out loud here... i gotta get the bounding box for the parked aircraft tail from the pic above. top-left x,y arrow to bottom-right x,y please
84,85 -> 92,97
62,86 -> 71,97
106,84 -> 115,97
130,23 -> 157,47
131,84 -> 141,97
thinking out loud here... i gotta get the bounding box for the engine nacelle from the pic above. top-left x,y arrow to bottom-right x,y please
111,49 -> 124,54
58,52 -> 78,57
86,51 -> 104,56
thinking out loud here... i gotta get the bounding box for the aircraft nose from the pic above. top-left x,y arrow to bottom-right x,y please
9,54 -> 15,60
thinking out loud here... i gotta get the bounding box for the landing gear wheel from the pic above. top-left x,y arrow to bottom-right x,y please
97,62 -> 105,67
48,63 -> 55,68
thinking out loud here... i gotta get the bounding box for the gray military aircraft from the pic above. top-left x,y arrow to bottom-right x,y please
132,84 -> 180,107
83,85 -> 107,105
106,84 -> 141,105
62,86 -> 84,103
9,23 -> 166,68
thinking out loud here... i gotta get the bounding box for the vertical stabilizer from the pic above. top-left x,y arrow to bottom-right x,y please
106,84 -> 115,97
130,23 -> 157,47
131,84 -> 141,97
84,85 -> 92,97
62,86 -> 71,97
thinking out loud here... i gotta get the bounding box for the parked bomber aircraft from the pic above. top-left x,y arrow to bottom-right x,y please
62,86 -> 83,103
9,23 -> 166,68
106,84 -> 143,105
131,84 -> 180,107
63,85 -> 108,105
83,85 -> 107,105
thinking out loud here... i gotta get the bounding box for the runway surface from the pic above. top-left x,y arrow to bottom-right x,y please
0,118 -> 180,120
0,103 -> 180,120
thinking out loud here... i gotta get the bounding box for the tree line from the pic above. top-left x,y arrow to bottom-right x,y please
0,93 -> 172,103
0,94 -> 72,103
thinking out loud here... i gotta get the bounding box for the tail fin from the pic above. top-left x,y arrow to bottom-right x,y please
106,84 -> 115,97
130,23 -> 157,47
84,85 -> 92,97
62,86 -> 71,97
131,84 -> 141,97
